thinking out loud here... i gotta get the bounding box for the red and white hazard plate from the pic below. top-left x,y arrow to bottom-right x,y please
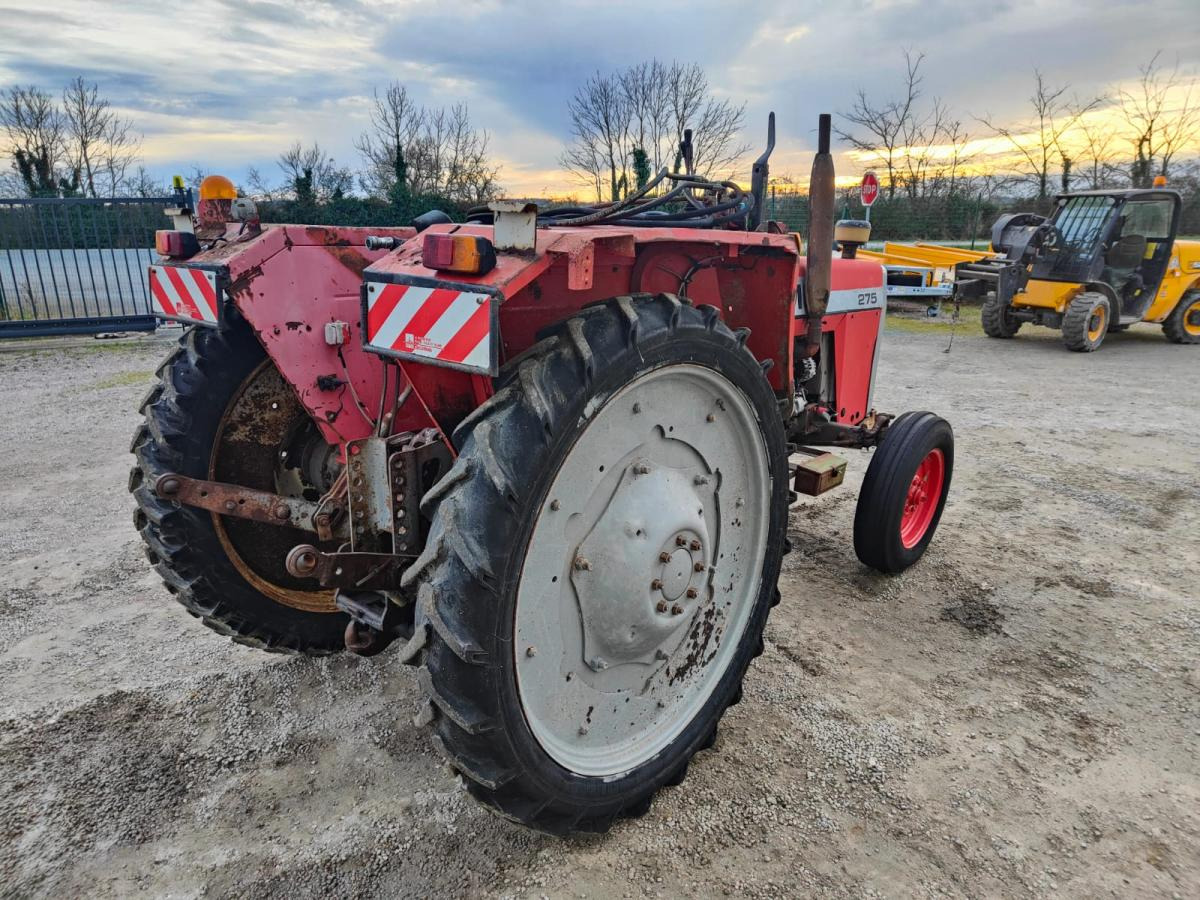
149,265 -> 220,325
364,281 -> 495,373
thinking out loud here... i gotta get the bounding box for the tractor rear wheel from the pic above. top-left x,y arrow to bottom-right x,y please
1163,290 -> 1200,344
405,294 -> 788,833
981,291 -> 1021,338
1062,291 -> 1111,352
853,411 -> 953,574
129,322 -> 348,654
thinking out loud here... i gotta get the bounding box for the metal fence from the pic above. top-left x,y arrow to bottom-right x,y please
0,196 -> 177,337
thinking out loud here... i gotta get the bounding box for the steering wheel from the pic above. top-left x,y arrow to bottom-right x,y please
1036,222 -> 1062,251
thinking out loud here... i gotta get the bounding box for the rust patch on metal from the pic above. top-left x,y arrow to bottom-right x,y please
228,263 -> 264,300
209,360 -> 341,613
304,226 -> 353,246
154,473 -> 328,533
668,603 -> 723,685
326,244 -> 372,278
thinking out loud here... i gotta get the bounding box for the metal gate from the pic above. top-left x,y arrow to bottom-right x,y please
0,196 -> 179,337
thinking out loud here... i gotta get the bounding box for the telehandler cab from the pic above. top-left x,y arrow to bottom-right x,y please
958,187 -> 1200,351
131,114 -> 954,833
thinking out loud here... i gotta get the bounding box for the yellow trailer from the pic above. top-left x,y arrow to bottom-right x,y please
858,243 -> 994,303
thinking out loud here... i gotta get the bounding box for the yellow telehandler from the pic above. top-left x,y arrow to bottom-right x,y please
955,188 -> 1200,351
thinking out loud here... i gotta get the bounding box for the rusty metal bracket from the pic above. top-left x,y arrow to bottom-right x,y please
311,471 -> 348,543
790,409 -> 893,448
389,427 -> 452,555
344,426 -> 451,553
154,473 -> 335,533
285,544 -> 407,590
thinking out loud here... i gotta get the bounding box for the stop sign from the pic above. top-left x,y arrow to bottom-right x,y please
860,171 -> 880,207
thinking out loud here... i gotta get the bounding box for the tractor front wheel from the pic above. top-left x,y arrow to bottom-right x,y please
1163,290 -> 1200,344
853,412 -> 953,574
1062,291 -> 1111,352
405,294 -> 788,833
129,322 -> 348,654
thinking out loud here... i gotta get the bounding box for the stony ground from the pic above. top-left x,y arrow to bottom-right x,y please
0,320 -> 1196,899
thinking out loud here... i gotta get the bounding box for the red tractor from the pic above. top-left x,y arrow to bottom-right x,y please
132,115 -> 952,833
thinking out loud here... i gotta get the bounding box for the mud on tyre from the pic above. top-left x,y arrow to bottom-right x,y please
129,320 -> 348,654
404,294 -> 789,834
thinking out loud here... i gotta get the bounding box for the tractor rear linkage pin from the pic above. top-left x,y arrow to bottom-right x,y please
153,473 -> 343,536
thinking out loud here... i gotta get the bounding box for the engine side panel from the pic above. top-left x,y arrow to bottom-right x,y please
794,259 -> 887,426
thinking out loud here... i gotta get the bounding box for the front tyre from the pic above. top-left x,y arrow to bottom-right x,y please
406,294 -> 788,833
853,412 -> 953,574
1163,290 -> 1200,344
1062,291 -> 1111,352
981,291 -> 1021,338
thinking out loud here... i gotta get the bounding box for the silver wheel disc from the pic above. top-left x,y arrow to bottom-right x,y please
514,363 -> 772,777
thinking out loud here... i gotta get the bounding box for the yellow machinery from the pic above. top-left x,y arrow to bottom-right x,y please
862,190 -> 1200,351
950,189 -> 1200,351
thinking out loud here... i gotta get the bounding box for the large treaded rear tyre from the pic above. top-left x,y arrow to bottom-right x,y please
129,323 -> 348,654
1062,291 -> 1110,352
404,293 -> 789,834
854,411 -> 953,574
981,292 -> 1021,338
1162,290 -> 1200,344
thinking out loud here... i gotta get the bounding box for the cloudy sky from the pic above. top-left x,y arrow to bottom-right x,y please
1,0 -> 1197,195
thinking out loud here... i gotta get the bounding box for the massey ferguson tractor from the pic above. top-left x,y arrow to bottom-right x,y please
132,115 -> 953,833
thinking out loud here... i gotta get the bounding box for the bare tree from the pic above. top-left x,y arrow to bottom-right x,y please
96,112 -> 141,197
979,70 -> 1100,199
356,82 -> 499,204
61,77 -> 106,196
0,85 -> 69,196
836,50 -> 925,200
1076,111 -> 1124,189
621,61 -> 671,172
562,60 -> 747,201
271,142 -> 353,202
1120,52 -> 1200,187
127,165 -> 165,198
356,82 -> 425,199
563,70 -> 632,201
60,77 -> 141,197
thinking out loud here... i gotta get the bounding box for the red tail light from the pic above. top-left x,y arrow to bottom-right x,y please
155,230 -> 200,259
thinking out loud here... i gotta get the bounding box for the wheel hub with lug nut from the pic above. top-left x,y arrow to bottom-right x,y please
570,461 -> 712,672
514,364 -> 771,777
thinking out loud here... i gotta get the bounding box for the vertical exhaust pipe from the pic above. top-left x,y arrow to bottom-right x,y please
803,113 -> 835,357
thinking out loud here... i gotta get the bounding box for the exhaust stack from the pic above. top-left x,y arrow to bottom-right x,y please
803,113 -> 835,357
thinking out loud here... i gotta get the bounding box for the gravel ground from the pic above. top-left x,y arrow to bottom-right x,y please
0,321 -> 1197,899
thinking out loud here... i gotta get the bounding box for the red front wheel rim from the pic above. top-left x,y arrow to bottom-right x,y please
899,448 -> 945,549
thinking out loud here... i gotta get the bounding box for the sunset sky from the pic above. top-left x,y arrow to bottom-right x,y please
1,0 -> 1198,196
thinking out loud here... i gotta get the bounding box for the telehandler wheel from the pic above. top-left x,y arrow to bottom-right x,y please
129,322 -> 348,654
981,291 -> 1021,338
853,412 -> 953,575
1062,291 -> 1111,352
1163,290 -> 1200,344
405,294 -> 788,834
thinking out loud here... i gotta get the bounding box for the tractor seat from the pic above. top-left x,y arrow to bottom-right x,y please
1106,233 -> 1147,270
